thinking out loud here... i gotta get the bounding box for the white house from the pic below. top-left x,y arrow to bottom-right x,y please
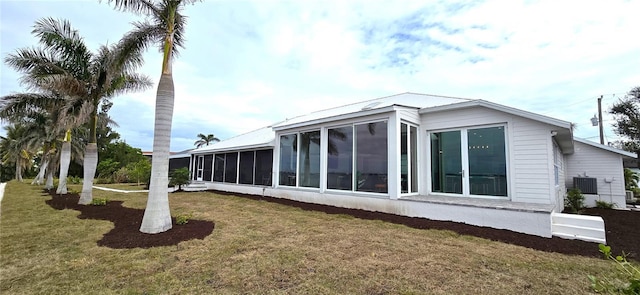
187,93 -> 636,243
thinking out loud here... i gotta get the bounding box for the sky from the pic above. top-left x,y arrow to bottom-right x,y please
1,0 -> 639,152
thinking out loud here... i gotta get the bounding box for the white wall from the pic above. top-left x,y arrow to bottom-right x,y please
565,141 -> 626,208
205,182 -> 553,238
421,106 -> 559,205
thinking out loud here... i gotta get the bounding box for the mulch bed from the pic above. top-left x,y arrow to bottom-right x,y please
44,192 -> 214,249
44,190 -> 639,260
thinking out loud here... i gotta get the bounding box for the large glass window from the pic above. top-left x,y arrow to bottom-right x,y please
468,126 -> 507,196
255,149 -> 273,185
239,151 -> 254,184
299,131 -> 321,188
355,122 -> 388,193
430,126 -> 507,197
431,131 -> 462,194
327,126 -> 353,190
224,152 -> 238,183
279,134 -> 297,186
213,154 -> 225,182
401,123 -> 419,194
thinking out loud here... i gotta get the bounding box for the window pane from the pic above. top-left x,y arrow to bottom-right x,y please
355,122 -> 388,193
468,126 -> 507,196
213,154 -> 224,182
299,131 -> 321,188
401,124 -> 408,193
239,151 -> 254,184
431,131 -> 462,194
327,126 -> 353,190
279,134 -> 297,186
410,125 -> 418,193
224,152 -> 238,183
255,149 -> 273,185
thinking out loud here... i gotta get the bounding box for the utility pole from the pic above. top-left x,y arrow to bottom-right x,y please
597,95 -> 604,145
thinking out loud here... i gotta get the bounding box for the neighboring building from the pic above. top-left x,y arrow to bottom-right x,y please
144,150 -> 192,173
187,93 -> 637,242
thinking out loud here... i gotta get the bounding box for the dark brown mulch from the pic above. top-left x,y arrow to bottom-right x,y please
44,192 -> 214,249
43,190 -> 639,260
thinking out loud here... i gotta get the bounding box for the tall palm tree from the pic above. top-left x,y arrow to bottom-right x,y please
194,133 -> 220,148
4,18 -> 152,203
106,0 -> 200,233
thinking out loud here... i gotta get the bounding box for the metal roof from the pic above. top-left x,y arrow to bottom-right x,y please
191,125 -> 276,154
273,92 -> 472,130
189,92 -> 589,156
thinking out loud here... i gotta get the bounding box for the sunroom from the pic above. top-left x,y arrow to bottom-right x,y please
187,93 -> 634,240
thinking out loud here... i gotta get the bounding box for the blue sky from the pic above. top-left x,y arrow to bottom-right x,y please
1,0 -> 639,152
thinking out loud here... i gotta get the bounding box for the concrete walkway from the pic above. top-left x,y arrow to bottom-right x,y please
92,186 -> 178,193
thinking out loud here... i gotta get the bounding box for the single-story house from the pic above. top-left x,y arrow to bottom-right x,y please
186,93 -> 637,243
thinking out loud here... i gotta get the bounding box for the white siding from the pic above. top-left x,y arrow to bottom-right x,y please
565,141 -> 626,207
421,106 -> 557,204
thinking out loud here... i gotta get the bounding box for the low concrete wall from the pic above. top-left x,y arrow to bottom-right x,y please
204,182 -> 553,238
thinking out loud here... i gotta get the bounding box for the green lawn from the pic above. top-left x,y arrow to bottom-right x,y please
0,181 -> 625,294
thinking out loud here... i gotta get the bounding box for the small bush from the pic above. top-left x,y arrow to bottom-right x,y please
565,188 -> 585,213
589,244 -> 640,294
175,213 -> 192,225
94,177 -> 113,185
67,176 -> 82,184
112,167 -> 130,183
169,168 -> 190,190
90,198 -> 108,206
595,200 -> 616,209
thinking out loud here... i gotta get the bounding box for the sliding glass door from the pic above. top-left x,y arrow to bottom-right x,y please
430,126 -> 507,197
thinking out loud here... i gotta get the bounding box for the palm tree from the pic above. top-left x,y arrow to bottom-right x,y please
4,18 -> 152,203
106,0 -> 200,233
194,133 -> 220,148
0,125 -> 35,181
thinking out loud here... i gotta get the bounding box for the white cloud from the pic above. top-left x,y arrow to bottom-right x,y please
1,0 -> 639,151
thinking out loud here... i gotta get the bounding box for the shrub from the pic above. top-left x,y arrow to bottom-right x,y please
94,177 -> 113,185
595,200 -> 616,209
588,244 -> 640,294
175,213 -> 192,225
565,188 -> 585,213
90,198 -> 108,206
126,159 -> 151,186
112,167 -> 130,183
169,168 -> 190,191
67,176 -> 82,184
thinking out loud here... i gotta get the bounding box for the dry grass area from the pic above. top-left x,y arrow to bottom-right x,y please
0,181 -> 626,294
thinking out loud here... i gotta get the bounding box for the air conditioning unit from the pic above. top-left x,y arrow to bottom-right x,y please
574,177 -> 597,194
626,191 -> 635,202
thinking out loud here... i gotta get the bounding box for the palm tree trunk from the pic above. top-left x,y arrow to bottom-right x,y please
32,159 -> 48,185
79,143 -> 97,204
15,163 -> 22,182
56,140 -> 71,194
140,73 -> 174,234
45,170 -> 54,190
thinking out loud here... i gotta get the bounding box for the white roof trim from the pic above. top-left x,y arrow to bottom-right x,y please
574,138 -> 638,158
419,100 -> 573,129
273,105 -> 397,131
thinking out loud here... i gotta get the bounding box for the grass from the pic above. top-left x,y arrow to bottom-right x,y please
0,180 -> 629,294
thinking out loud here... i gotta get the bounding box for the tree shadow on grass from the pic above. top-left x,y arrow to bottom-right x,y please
45,192 -> 215,249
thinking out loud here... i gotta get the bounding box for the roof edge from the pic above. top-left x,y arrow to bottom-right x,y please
574,138 -> 638,158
